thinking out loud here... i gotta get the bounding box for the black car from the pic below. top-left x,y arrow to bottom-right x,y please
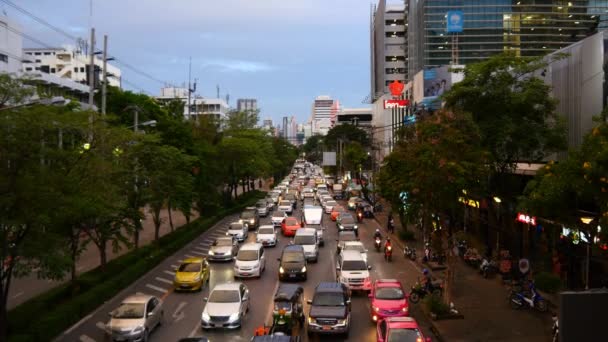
278,245 -> 307,281
239,207 -> 260,230
336,213 -> 358,236
306,282 -> 351,337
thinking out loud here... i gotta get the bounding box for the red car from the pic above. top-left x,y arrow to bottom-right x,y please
376,317 -> 430,342
369,279 -> 409,322
281,217 -> 301,237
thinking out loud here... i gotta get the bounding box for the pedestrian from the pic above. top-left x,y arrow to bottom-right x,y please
258,179 -> 263,189
388,217 -> 395,234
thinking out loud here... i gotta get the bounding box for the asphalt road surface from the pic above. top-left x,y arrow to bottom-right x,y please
57,201 -> 438,342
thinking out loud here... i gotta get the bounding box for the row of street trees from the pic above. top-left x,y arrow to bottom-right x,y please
0,74 -> 297,339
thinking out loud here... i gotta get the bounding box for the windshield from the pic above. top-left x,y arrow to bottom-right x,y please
294,235 -> 316,245
209,290 -> 240,303
388,328 -> 422,342
256,202 -> 266,208
282,251 -> 305,263
285,218 -> 298,226
112,303 -> 145,319
312,292 -> 345,306
375,287 -> 405,300
273,212 -> 285,218
258,227 -> 274,235
340,216 -> 355,224
215,238 -> 233,247
285,194 -> 296,200
274,302 -> 292,311
178,263 -> 201,272
326,201 -> 337,207
280,201 -> 291,206
240,211 -> 255,219
342,260 -> 367,271
339,233 -> 357,242
343,244 -> 365,253
229,223 -> 244,231
237,250 -> 259,261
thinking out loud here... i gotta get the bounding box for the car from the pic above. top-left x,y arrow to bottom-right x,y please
234,242 -> 266,278
278,200 -> 293,214
306,282 -> 351,337
281,217 -> 301,237
256,200 -> 269,217
177,338 -> 209,342
324,200 -> 338,214
239,207 -> 260,230
271,210 -> 288,227
201,282 -> 250,330
331,205 -> 346,221
265,197 -> 275,211
293,228 -> 319,262
336,231 -> 358,254
337,213 -> 358,235
256,225 -> 278,247
284,193 -> 298,209
337,250 -> 372,293
105,294 -> 164,341
347,196 -> 363,210
376,317 -> 431,342
320,195 -> 333,205
341,241 -> 368,263
369,279 -> 409,322
174,257 -> 210,291
208,237 -> 239,261
269,191 -> 281,204
227,222 -> 248,242
278,244 -> 307,281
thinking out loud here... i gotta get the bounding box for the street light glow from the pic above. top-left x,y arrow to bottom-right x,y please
580,217 -> 594,225
493,196 -> 502,203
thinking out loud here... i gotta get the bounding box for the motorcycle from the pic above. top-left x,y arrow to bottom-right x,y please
457,240 -> 468,258
479,258 -> 498,278
356,211 -> 363,223
404,246 -> 416,261
384,245 -> 393,262
551,314 -> 559,342
374,237 -> 382,252
408,281 -> 443,304
423,246 -> 431,263
509,282 -> 547,312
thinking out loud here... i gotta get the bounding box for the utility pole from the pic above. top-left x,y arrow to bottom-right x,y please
88,28 -> 96,110
187,57 -> 192,117
101,34 -> 108,115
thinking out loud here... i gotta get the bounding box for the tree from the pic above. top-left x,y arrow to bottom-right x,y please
225,109 -> 260,131
343,141 -> 367,179
0,73 -> 34,108
302,135 -> 324,164
324,124 -> 369,148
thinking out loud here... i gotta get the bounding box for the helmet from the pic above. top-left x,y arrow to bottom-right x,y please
375,228 -> 380,233
423,268 -> 429,275
386,237 -> 391,242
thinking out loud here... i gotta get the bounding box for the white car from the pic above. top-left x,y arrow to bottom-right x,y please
227,222 -> 248,242
324,200 -> 338,214
278,200 -> 293,214
293,228 -> 319,263
337,250 -> 372,292
271,211 -> 287,227
201,282 -> 250,330
234,243 -> 266,278
256,225 -> 278,247
340,241 -> 368,263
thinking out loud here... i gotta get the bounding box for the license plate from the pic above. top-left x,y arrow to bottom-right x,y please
181,285 -> 189,288
322,326 -> 331,331
242,273 -> 250,276
290,274 -> 296,278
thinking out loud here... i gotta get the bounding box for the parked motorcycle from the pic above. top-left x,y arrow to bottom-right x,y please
551,314 -> 559,342
457,240 -> 468,257
509,282 -> 547,312
404,246 -> 416,261
374,237 -> 382,252
408,281 -> 443,304
479,258 -> 498,278
384,245 -> 393,262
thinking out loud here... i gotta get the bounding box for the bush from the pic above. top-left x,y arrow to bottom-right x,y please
534,272 -> 562,294
424,293 -> 449,315
398,229 -> 416,241
8,191 -> 265,341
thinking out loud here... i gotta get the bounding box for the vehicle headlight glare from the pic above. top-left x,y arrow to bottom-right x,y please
228,312 -> 240,322
202,312 -> 211,321
354,225 -> 358,229
208,250 -> 215,255
374,306 -> 380,312
308,316 -> 315,324
402,307 -> 408,313
279,266 -> 285,274
301,266 -> 307,272
132,326 -> 144,333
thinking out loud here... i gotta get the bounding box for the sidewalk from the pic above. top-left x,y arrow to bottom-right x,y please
372,200 -> 552,341
7,180 -> 269,310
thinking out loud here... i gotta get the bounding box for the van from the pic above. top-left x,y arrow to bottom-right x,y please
234,243 -> 266,278
293,228 -> 319,263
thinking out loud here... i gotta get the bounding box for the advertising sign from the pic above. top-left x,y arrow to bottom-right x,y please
446,10 -> 464,33
421,66 -> 454,111
516,213 -> 536,225
388,80 -> 405,97
322,152 -> 336,166
383,99 -> 409,109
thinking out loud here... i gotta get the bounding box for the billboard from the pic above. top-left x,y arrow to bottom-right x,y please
422,67 -> 454,111
322,152 -> 336,166
384,99 -> 410,109
446,10 -> 464,33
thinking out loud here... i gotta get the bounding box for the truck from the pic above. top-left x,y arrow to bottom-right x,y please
303,205 -> 325,246
332,183 -> 344,200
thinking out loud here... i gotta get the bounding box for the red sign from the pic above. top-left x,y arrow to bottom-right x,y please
516,213 -> 536,225
388,80 -> 404,97
384,99 -> 409,109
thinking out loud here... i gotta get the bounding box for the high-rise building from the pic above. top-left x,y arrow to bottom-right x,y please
236,98 -> 257,112
282,116 -> 289,139
0,15 -> 23,74
262,118 -> 273,129
156,87 -> 229,120
311,95 -> 337,135
407,0 -> 608,77
371,0 -> 407,100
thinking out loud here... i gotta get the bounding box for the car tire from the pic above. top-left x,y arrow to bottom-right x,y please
158,311 -> 164,327
142,329 -> 149,342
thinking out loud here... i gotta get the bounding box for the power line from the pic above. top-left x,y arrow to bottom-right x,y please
0,0 -> 79,42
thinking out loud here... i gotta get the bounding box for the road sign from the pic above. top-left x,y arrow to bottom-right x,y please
447,10 -> 464,33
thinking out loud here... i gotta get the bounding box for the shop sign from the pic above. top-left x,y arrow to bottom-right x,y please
384,99 -> 409,109
516,213 -> 536,225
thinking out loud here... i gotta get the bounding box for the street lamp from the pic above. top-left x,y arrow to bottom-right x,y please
580,216 -> 595,290
493,196 -> 502,252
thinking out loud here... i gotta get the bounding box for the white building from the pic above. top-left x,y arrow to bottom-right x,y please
0,15 -> 23,74
156,86 -> 229,120
311,95 -> 337,135
22,47 -> 121,88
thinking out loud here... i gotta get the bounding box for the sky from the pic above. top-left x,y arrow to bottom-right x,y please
14,0 -> 375,125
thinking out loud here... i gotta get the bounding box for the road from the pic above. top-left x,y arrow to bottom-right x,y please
57,200 -> 438,342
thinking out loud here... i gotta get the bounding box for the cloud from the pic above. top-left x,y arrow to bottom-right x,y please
200,59 -> 276,73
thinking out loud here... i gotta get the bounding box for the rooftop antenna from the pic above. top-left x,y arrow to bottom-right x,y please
216,84 -> 220,99
225,93 -> 229,105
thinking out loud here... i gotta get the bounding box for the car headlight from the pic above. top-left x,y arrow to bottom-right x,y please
301,266 -> 307,272
337,318 -> 348,325
279,266 -> 285,274
131,326 -> 144,333
208,250 -> 215,255
373,306 -> 380,312
338,225 -> 343,230
193,275 -> 201,282
308,316 -> 316,324
354,225 -> 358,230
250,219 -> 255,224
402,306 -> 408,313
228,312 -> 240,322
202,312 -> 210,321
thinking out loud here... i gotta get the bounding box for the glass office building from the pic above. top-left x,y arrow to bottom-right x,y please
408,0 -> 608,77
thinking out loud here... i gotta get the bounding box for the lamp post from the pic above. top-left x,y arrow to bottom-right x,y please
580,216 -> 594,290
493,196 -> 502,253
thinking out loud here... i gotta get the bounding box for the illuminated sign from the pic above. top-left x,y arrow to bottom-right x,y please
458,197 -> 479,208
384,99 -> 410,109
447,10 -> 464,33
388,80 -> 404,97
516,213 -> 536,225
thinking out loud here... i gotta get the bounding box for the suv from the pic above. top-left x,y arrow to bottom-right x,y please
336,250 -> 372,293
293,228 -> 319,262
278,244 -> 307,281
307,282 -> 351,337
239,207 -> 259,230
255,200 -> 269,217
336,231 -> 358,254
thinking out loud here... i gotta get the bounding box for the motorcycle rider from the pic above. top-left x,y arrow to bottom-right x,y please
384,237 -> 392,252
373,228 -> 382,240
422,268 -> 433,293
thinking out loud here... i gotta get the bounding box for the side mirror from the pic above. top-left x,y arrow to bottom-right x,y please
368,293 -> 373,298
307,299 -> 312,305
368,265 -> 372,270
203,297 -> 208,302
147,312 -> 154,317
346,299 -> 351,305
242,296 -> 248,302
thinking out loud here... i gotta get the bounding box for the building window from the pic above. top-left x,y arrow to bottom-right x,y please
74,67 -> 78,72
25,67 -> 32,71
44,52 -> 51,55
385,56 -> 406,62
26,52 -> 32,55
34,52 -> 41,55
80,67 -> 85,72
35,67 -> 40,70
50,68 -> 56,73
0,54 -> 7,63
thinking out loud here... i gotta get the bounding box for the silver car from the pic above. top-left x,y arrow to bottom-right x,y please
201,282 -> 250,330
256,225 -> 278,247
106,294 -> 163,342
208,237 -> 239,261
227,222 -> 248,242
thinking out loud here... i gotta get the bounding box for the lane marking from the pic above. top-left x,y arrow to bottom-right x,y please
145,284 -> 167,293
190,251 -> 206,256
95,321 -> 105,331
11,291 -> 23,299
172,301 -> 188,322
184,254 -> 197,259
194,246 -> 207,251
64,314 -> 93,334
79,335 -> 96,342
161,288 -> 173,301
164,270 -> 176,276
170,264 -> 179,269
155,277 -> 173,285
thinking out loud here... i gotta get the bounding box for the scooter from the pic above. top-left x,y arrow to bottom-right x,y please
384,245 -> 393,262
408,281 -> 443,304
374,237 -> 382,252
551,314 -> 559,342
509,282 -> 547,312
479,258 -> 497,278
404,246 -> 416,261
356,211 -> 363,223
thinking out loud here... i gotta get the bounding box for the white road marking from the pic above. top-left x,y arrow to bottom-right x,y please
155,277 -> 173,285
184,254 -> 197,259
164,270 -> 176,276
194,246 -> 207,251
190,251 -> 206,256
171,264 -> 179,269
11,291 -> 23,299
64,314 -> 93,334
95,321 -> 105,331
79,335 -> 96,342
145,284 -> 167,293
172,301 -> 188,322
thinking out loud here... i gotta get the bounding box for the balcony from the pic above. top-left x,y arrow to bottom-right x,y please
385,37 -> 406,45
385,61 -> 406,69
385,25 -> 405,32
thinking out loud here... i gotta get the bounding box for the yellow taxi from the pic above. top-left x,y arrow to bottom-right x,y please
173,257 -> 210,291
